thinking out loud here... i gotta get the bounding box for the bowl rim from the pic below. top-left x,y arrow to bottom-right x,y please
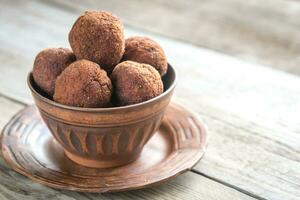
27,64 -> 177,113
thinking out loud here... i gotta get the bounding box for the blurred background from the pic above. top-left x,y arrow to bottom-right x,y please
1,1 -> 300,199
2,0 -> 300,74
58,0 -> 300,75
1,0 -> 300,102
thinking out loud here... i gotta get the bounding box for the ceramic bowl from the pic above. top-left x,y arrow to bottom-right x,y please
27,64 -> 176,168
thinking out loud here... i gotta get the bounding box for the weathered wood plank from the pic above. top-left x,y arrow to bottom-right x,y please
0,0 -> 300,200
0,99 -> 254,200
0,96 -> 23,128
46,0 -> 300,75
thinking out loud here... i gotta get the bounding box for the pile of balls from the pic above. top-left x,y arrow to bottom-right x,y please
32,11 -> 168,108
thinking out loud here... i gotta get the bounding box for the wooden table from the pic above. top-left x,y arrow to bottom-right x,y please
0,0 -> 299,199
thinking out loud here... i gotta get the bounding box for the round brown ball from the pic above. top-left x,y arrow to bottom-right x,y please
122,36 -> 168,76
111,61 -> 163,106
69,11 -> 125,73
54,60 -> 112,108
32,48 -> 76,96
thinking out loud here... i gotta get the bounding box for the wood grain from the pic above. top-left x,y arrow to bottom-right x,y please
1,104 -> 207,192
0,98 -> 253,199
46,0 -> 300,75
0,96 -> 23,129
0,0 -> 299,199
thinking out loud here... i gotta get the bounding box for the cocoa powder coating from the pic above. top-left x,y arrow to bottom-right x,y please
122,36 -> 168,76
69,11 -> 125,73
111,61 -> 163,106
54,60 -> 112,108
32,48 -> 76,96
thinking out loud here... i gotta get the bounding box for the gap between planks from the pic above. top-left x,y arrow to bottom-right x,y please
0,92 -> 263,200
191,169 -> 268,200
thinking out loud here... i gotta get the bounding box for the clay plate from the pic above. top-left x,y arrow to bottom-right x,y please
1,103 -> 207,193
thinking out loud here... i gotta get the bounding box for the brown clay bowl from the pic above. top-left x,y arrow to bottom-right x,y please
27,64 -> 176,168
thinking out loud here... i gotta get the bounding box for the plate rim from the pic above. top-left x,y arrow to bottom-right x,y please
1,104 -> 208,193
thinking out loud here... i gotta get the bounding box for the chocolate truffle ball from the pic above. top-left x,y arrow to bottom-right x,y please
122,36 -> 168,76
32,48 -> 76,96
69,11 -> 125,73
111,61 -> 163,106
54,60 -> 112,108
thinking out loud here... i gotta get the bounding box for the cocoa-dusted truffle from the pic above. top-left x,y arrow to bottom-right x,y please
32,48 -> 76,96
54,60 -> 112,108
111,61 -> 163,106
122,36 -> 168,76
69,11 -> 125,73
